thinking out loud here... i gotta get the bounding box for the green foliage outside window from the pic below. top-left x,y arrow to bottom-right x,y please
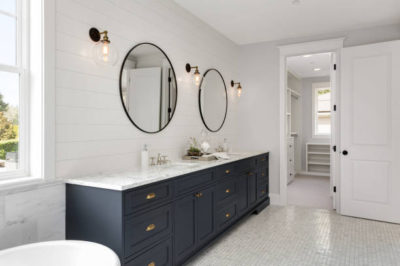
0,93 -> 18,160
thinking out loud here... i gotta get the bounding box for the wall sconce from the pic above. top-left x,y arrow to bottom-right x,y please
89,27 -> 118,66
186,63 -> 201,86
231,80 -> 242,97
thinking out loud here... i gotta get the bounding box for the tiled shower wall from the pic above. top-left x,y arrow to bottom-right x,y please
0,0 -> 240,249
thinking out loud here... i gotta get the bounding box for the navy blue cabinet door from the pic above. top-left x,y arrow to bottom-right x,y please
196,186 -> 215,245
174,194 -> 196,263
248,172 -> 257,206
237,175 -> 249,214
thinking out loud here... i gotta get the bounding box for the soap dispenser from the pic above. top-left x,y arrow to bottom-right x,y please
223,138 -> 229,152
141,144 -> 149,170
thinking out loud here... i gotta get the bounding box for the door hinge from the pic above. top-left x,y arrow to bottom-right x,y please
333,186 -> 336,193
333,145 -> 336,152
334,64 -> 337,70
333,105 -> 336,111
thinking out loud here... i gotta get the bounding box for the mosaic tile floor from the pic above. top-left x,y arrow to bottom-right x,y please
186,206 -> 400,266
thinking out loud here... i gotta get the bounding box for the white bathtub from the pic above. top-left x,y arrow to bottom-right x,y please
0,240 -> 121,266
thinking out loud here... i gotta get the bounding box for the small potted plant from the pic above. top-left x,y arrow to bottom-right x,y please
187,137 -> 202,156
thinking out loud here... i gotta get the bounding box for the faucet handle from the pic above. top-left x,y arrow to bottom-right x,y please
150,157 -> 156,166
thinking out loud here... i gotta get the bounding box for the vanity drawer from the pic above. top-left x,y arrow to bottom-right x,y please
257,167 -> 269,184
175,170 -> 214,195
125,205 -> 172,257
125,182 -> 173,214
216,163 -> 236,179
216,178 -> 238,204
257,183 -> 268,200
257,153 -> 269,167
126,238 -> 172,266
216,203 -> 237,229
235,158 -> 256,173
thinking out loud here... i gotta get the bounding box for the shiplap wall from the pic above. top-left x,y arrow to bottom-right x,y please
0,0 -> 240,250
54,0 -> 240,178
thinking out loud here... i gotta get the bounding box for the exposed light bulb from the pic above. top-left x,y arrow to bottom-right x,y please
237,88 -> 242,97
195,73 -> 201,86
102,41 -> 110,62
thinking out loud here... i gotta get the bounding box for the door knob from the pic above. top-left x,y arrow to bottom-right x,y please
342,150 -> 348,156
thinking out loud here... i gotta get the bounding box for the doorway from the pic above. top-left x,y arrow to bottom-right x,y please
278,38 -> 344,210
286,53 -> 333,210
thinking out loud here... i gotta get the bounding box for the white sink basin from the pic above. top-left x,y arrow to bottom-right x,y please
156,161 -> 199,170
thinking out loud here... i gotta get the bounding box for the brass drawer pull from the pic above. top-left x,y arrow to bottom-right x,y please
148,262 -> 155,266
225,169 -> 230,174
195,192 -> 203,198
225,213 -> 231,218
146,224 -> 156,232
225,188 -> 230,193
146,193 -> 156,200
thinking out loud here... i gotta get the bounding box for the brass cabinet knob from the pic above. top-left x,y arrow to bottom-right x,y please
225,213 -> 231,218
225,169 -> 230,174
146,224 -> 156,232
225,188 -> 230,194
261,158 -> 266,161
195,192 -> 203,198
146,192 -> 156,200
148,262 -> 155,266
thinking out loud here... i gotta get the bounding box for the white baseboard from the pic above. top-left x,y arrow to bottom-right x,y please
269,193 -> 282,205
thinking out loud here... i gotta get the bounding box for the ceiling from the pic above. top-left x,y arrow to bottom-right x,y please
174,0 -> 400,45
287,53 -> 331,78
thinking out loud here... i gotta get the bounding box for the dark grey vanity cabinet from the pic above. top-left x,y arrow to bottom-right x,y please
66,153 -> 269,266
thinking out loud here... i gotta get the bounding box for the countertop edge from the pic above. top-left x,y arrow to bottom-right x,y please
65,151 -> 269,191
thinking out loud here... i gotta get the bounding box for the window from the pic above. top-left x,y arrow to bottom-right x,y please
0,0 -> 28,178
312,82 -> 331,137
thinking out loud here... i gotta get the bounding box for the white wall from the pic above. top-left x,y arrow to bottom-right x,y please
54,0 -> 240,178
237,23 -> 400,195
0,0 -> 240,250
300,76 -> 330,171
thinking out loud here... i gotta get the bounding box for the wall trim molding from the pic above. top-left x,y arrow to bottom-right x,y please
269,193 -> 282,205
279,38 -> 344,207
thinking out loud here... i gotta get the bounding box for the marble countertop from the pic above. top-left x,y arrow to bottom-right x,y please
65,151 -> 268,191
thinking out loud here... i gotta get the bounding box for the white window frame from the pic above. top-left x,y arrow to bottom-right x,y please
0,0 -> 56,190
312,82 -> 331,138
0,0 -> 30,180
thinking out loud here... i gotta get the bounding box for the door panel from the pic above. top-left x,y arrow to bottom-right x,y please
341,40 -> 400,223
196,187 -> 215,244
174,194 -> 196,262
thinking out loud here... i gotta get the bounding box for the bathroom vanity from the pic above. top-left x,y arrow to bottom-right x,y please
66,152 -> 269,266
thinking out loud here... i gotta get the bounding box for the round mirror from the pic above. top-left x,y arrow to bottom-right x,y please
199,69 -> 228,132
119,43 -> 177,133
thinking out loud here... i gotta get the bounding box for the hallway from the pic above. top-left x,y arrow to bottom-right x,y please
287,175 -> 333,210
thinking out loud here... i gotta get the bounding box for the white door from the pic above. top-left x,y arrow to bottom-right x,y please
340,40 -> 400,223
330,53 -> 337,210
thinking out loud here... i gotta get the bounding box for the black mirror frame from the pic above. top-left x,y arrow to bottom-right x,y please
198,68 -> 228,132
119,42 -> 178,134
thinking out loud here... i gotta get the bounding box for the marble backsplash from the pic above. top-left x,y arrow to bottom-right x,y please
0,183 -> 65,250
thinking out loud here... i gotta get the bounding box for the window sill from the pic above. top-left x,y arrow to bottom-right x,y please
0,176 -> 62,194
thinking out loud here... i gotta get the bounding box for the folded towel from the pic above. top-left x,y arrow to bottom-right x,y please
203,152 -> 230,160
